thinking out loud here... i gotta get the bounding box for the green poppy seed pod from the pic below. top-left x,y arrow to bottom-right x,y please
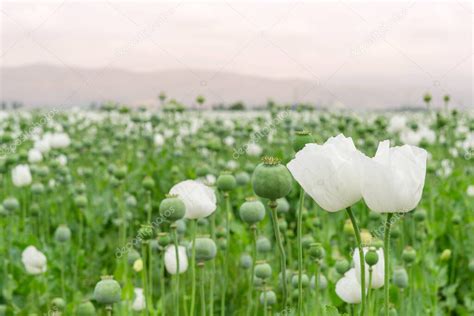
3,197 -> 20,212
197,218 -> 208,227
251,157 -> 292,201
253,276 -> 263,287
74,195 -> 88,208
235,171 -> 250,186
54,225 -> 71,243
254,262 -> 272,279
365,248 -> 379,266
414,209 -> 426,222
260,290 -> 277,305
76,301 -> 96,315
138,225 -> 154,241
31,183 -> 45,194
218,238 -> 228,251
240,254 -> 252,269
388,307 -> 398,316
216,228 -> 226,239
371,239 -> 384,249
278,219 -> 287,232
343,219 -> 354,235
293,130 -> 313,152
30,203 -> 40,216
76,183 -> 87,194
196,165 -> 210,177
368,211 -> 382,221
159,195 -> 186,221
335,259 -> 350,275
452,215 -> 461,225
93,276 -> 121,304
216,172 -> 237,192
127,249 -> 140,265
301,235 -> 315,249
308,243 -> 325,260
193,237 -> 217,262
51,297 -> 66,311
468,259 -> 474,272
239,198 -> 265,225
175,219 -> 187,235
393,267 -> 409,289
440,249 -> 452,262
402,247 -> 416,264
310,274 -> 327,291
276,198 -> 290,213
312,217 -> 322,228
142,176 -> 155,190
114,166 -> 127,180
125,195 -> 137,208
157,232 -> 171,247
256,236 -> 272,254
391,227 -> 400,239
291,274 -> 309,288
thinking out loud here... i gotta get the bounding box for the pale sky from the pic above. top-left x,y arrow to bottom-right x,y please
1,0 -> 473,107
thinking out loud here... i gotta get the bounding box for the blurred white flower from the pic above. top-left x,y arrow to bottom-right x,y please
28,149 -> 43,163
401,126 -> 435,146
154,134 -> 165,147
21,246 -> 47,275
335,268 -> 362,304
49,133 -> 71,149
170,180 -> 216,219
224,136 -> 235,146
57,154 -> 68,166
353,248 -> 385,289
287,134 -> 364,212
437,159 -> 453,178
466,185 -> 474,197
246,143 -> 262,156
12,164 -> 32,187
387,115 -> 407,133
226,160 -> 238,170
34,138 -> 50,153
132,288 -> 146,311
164,245 -> 188,275
361,140 -> 427,213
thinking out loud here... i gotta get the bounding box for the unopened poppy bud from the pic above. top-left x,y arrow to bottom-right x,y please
74,195 -> 88,208
365,248 -> 379,266
159,194 -> 186,221
308,243 -> 325,260
259,290 -> 277,305
192,237 -> 217,263
93,276 -> 121,304
239,197 -> 265,225
216,172 -> 237,192
142,176 -> 155,190
240,254 -> 252,269
440,249 -> 452,262
393,267 -> 409,289
343,219 -> 354,235
76,301 -> 96,316
252,157 -> 292,201
301,235 -> 315,249
335,259 -> 350,275
54,225 -> 71,243
254,261 -> 272,279
402,246 -> 416,264
391,227 -> 400,239
138,225 -> 153,241
157,232 -> 171,247
197,218 -> 208,227
293,130 -> 313,152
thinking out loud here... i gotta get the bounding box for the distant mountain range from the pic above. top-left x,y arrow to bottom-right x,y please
0,64 -> 471,109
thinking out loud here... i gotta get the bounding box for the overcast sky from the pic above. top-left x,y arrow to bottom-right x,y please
1,0 -> 473,107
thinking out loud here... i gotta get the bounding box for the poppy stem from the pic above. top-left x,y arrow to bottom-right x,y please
297,187 -> 305,315
190,219 -> 197,316
384,213 -> 394,316
172,225 -> 180,316
366,267 -> 373,316
345,206 -> 365,316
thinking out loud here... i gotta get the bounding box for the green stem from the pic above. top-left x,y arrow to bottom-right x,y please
190,220 -> 197,316
314,261 -> 320,315
297,188 -> 305,315
61,245 -> 66,300
263,284 -> 268,316
221,193 -> 231,316
269,201 -> 287,308
141,243 -> 149,315
173,227 -> 180,316
161,249 -> 166,316
345,206 -> 365,316
366,267 -> 373,316
200,265 -> 206,316
209,213 -> 216,316
384,213 -> 394,316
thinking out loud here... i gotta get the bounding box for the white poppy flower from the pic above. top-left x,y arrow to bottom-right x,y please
28,149 -> 43,163
353,248 -> 385,289
21,246 -> 47,275
287,134 -> 364,212
335,268 -> 362,304
12,164 -> 32,187
132,288 -> 146,311
361,140 -> 427,213
164,245 -> 188,275
170,180 -> 216,219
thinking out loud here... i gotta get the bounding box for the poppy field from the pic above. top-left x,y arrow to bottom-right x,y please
0,104 -> 473,316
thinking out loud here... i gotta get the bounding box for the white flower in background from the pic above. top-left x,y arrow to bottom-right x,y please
361,140 -> 427,213
49,133 -> 71,149
387,115 -> 407,133
437,159 -> 453,178
467,185 -> 474,197
34,138 -> 50,153
170,180 -> 217,219
449,148 -> 458,158
335,268 -> 362,304
224,136 -> 235,146
401,126 -> 435,146
57,154 -> 68,166
21,246 -> 47,275
246,143 -> 262,156
48,179 -> 56,188
12,164 -> 32,187
353,248 -> 385,289
132,288 -> 146,311
287,134 -> 364,212
164,130 -> 174,138
197,174 -> 216,186
164,245 -> 188,274
226,160 -> 238,170
28,149 -> 43,163
154,134 -> 165,147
